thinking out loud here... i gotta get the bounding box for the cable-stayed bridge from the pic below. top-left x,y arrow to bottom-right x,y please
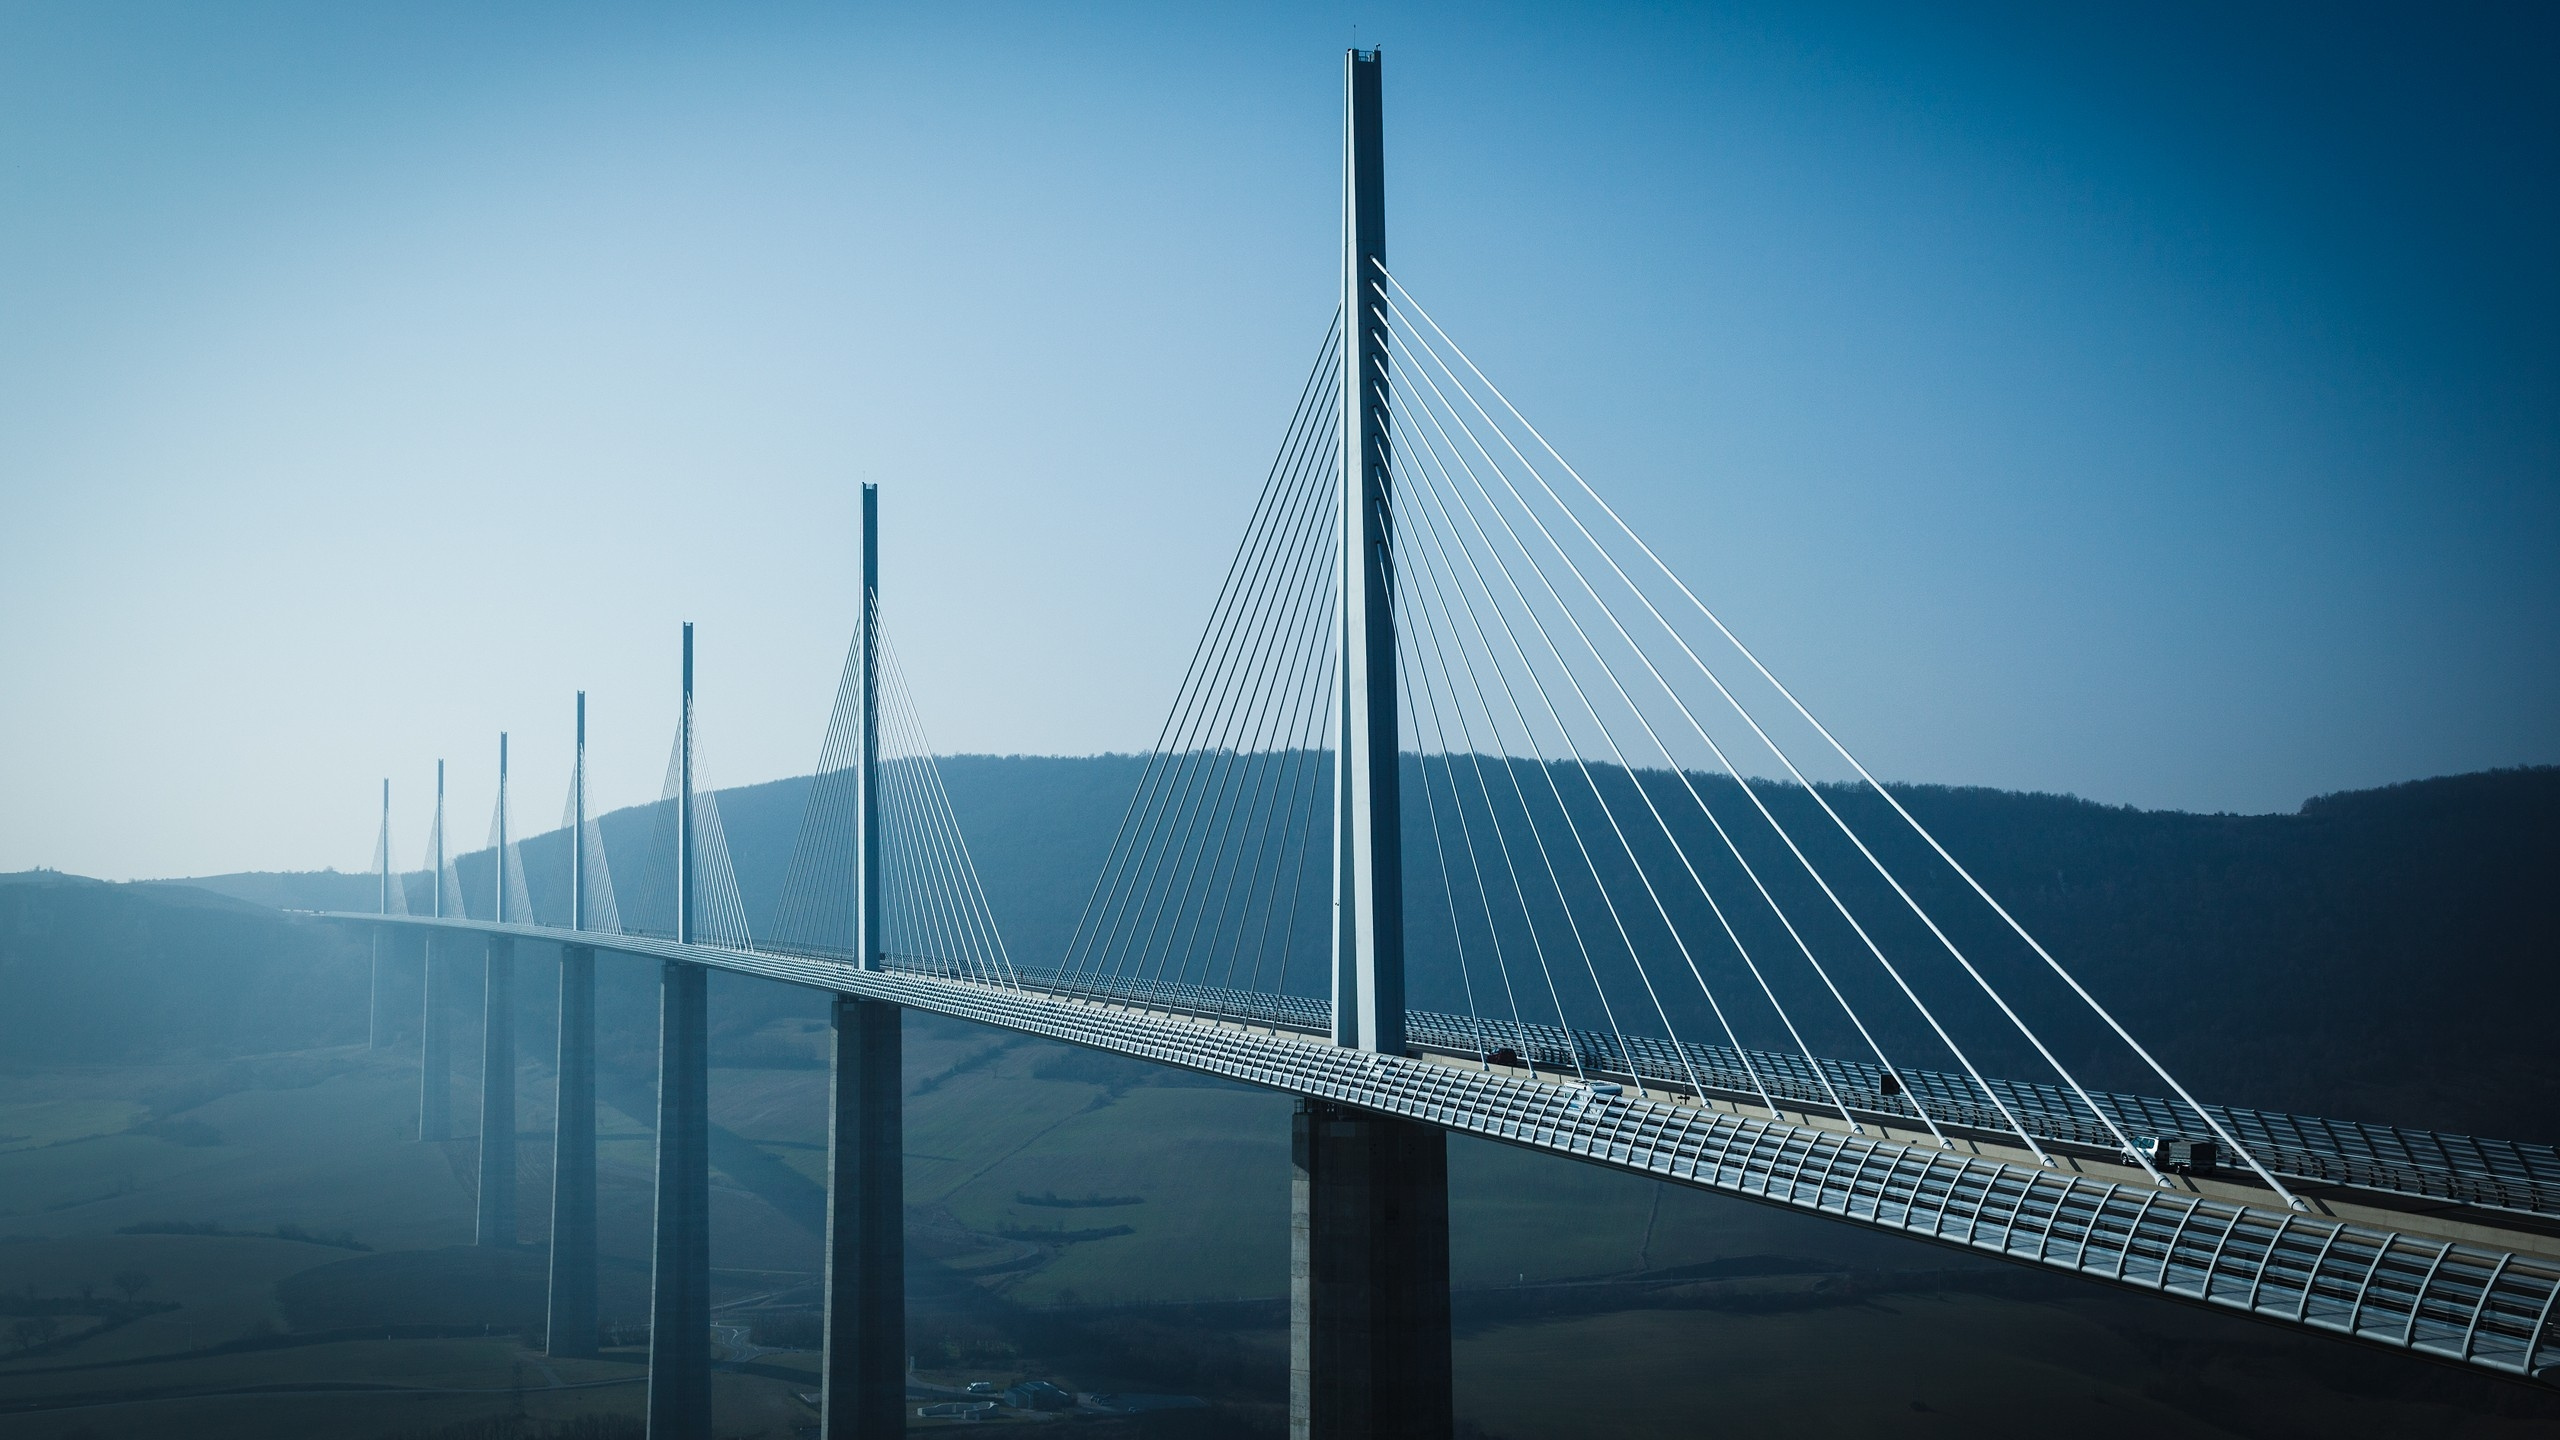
315,50 -> 2558,1440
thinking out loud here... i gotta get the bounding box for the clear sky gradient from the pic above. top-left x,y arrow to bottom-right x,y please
3,2 -> 2553,880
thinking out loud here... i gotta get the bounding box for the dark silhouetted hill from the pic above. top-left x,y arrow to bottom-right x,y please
0,871 -> 368,1064
135,762 -> 2560,1143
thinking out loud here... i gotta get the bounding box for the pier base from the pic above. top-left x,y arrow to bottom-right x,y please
1291,1098 -> 1453,1440
820,996 -> 904,1438
647,961 -> 710,1437
475,936 -> 516,1246
547,943 -> 597,1355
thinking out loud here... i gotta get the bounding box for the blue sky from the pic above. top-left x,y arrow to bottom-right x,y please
2,1 -> 2552,879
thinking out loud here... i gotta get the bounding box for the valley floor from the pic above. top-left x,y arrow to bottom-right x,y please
3,1021 -> 2555,1439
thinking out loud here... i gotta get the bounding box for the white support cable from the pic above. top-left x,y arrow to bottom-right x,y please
880,631 -> 1022,987
1396,475 -> 1634,1087
1135,454 -> 1342,994
1059,335 -> 1341,983
1388,355 -> 1803,1116
1386,319 -> 1985,1141
1212,543 -> 1337,998
1406,649 -> 1570,1075
377,823 -> 412,918
1069,380 -> 1340,989
889,722 -> 1007,985
1381,294 -> 2143,1173
884,755 -> 956,972
1115,422 -> 1339,992
877,729 -> 966,977
1391,338 -> 1901,1135
1387,305 -> 2029,1136
1184,488 -> 1343,1000
1375,277 -> 2226,1191
631,717 -> 689,938
1390,607 -> 1491,1064
691,784 -> 752,950
1379,465 -> 1713,1098
869,649 -> 982,980
1404,554 -> 1774,1111
771,619 -> 873,959
584,814 -> 620,936
887,755 -> 965,977
1179,484 -> 1341,995
1394,514 -> 1586,1083
1387,381 -> 1742,1110
1396,607 -> 1541,1078
874,650 -> 987,984
1060,323 -> 1342,980
1247,643 -> 1337,1003
1387,449 -> 1640,1088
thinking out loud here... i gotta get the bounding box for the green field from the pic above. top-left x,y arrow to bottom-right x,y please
2,1011 -> 2555,1437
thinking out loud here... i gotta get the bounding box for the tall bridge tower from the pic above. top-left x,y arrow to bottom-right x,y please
1297,46 -> 1457,1440
821,483 -> 906,1439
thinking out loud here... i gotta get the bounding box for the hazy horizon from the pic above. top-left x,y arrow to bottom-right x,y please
6,2 -> 2554,879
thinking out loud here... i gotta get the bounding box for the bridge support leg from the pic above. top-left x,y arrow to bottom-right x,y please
476,937 -> 518,1246
369,931 -> 384,1048
1291,1099 -> 1452,1440
419,936 -> 451,1141
820,996 -> 903,1438
647,960 -> 711,1438
547,943 -> 597,1356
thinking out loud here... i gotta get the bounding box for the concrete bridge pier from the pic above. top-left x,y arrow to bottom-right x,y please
647,959 -> 711,1437
547,942 -> 598,1356
476,936 -> 517,1246
418,936 -> 451,1141
1291,1098 -> 1453,1440
820,995 -> 904,1438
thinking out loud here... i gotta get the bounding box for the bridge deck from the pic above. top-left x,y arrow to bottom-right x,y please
323,912 -> 2560,1388
946,960 -> 2560,1223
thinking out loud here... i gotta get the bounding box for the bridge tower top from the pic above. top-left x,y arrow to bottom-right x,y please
432,758 -> 446,919
678,622 -> 694,947
494,731 -> 510,922
859,484 -> 882,971
378,777 -> 390,916
1335,46 -> 1402,1054
570,691 -> 586,931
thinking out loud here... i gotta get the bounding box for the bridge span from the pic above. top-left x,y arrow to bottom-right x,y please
327,909 -> 2560,1399
321,47 -> 2556,1440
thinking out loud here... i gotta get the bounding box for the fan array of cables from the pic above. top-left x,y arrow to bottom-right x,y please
377,604 -> 1014,990
767,596 -> 1019,987
1351,261 -> 2292,1200
358,268 -> 2298,1206
1052,315 -> 1345,1011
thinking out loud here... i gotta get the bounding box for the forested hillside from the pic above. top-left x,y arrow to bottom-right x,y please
146,762 -> 2560,1143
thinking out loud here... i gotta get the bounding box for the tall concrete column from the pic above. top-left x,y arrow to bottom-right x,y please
419,935 -> 451,1141
476,936 -> 517,1246
1291,1099 -> 1452,1440
551,690 -> 599,1355
420,758 -> 452,1141
1333,46 -> 1402,1056
372,777 -> 391,1048
649,622 -> 711,1438
820,996 -> 902,1438
647,961 -> 711,1436
548,945 -> 597,1356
